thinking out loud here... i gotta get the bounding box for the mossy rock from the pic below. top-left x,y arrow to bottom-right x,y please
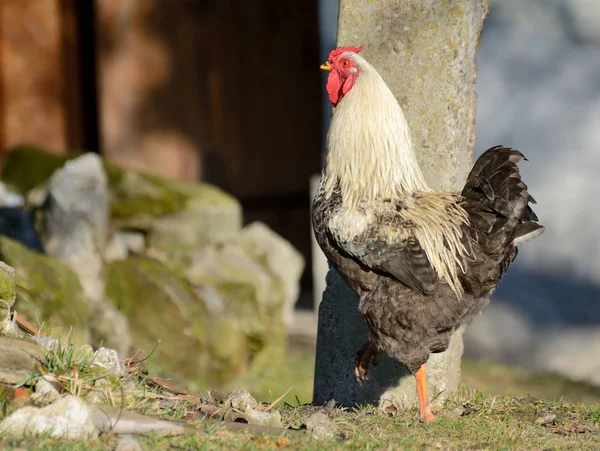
0,262 -> 16,309
0,262 -> 16,336
108,170 -> 241,255
1,145 -> 242,255
105,251 -> 288,389
0,145 -> 74,195
105,257 -> 209,383
185,238 -> 288,388
0,237 -> 89,344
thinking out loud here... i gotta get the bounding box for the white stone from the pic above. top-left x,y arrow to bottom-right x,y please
306,411 -> 337,440
244,409 -> 283,428
31,375 -> 61,406
239,222 -> 304,327
90,347 -> 135,388
0,395 -> 98,440
225,390 -> 257,412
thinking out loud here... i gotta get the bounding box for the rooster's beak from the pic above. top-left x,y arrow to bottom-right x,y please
320,61 -> 332,71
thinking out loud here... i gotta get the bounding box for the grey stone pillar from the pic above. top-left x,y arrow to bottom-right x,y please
313,0 -> 489,408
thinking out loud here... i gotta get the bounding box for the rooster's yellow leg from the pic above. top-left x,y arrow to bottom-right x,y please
416,364 -> 435,422
354,342 -> 380,381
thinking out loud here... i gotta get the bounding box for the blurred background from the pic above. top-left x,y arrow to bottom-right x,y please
0,0 -> 599,402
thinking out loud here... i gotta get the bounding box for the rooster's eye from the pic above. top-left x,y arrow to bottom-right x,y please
342,59 -> 350,68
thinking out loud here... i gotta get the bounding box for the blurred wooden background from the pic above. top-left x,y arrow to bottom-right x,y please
0,0 -> 323,307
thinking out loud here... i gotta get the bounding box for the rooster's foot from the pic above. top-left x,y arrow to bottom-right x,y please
416,364 -> 435,422
354,341 -> 380,382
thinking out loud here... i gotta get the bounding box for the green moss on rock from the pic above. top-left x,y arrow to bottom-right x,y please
106,167 -> 238,221
0,237 -> 89,343
0,262 -> 17,337
105,257 -> 208,383
1,145 -> 239,221
0,145 -> 74,195
105,248 -> 289,390
1,145 -> 242,255
185,240 -> 288,388
0,263 -> 16,309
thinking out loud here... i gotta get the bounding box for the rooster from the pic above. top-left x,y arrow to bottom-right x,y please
312,46 -> 544,422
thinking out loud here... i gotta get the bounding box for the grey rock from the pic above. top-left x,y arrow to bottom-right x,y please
115,435 -> 143,451
186,238 -> 285,315
31,335 -> 60,352
87,403 -> 187,436
90,347 -> 135,388
306,411 -> 337,440
31,375 -> 61,406
244,409 -> 283,428
0,146 -> 240,256
535,414 -> 557,425
0,320 -> 23,339
0,336 -> 43,385
0,395 -> 98,440
85,389 -> 109,405
43,153 -> 131,357
184,228 -> 292,383
449,407 -> 466,418
107,168 -> 242,257
44,153 -> 109,303
313,0 -> 488,408
239,222 -> 304,327
225,390 -> 258,412
92,347 -> 128,378
105,230 -> 146,262
146,207 -> 241,257
0,236 -> 91,345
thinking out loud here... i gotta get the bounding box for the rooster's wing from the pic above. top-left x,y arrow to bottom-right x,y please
331,231 -> 439,295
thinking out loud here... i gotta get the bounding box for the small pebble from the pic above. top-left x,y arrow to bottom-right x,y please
535,414 -> 557,425
225,390 -> 257,412
450,407 -> 466,417
306,411 -> 337,440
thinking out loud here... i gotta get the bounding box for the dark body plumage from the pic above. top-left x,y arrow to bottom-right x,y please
312,146 -> 544,374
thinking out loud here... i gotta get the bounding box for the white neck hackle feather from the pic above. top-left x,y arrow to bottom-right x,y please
323,52 -> 469,297
324,53 -> 431,210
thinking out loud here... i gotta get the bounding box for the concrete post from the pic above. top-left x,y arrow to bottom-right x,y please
313,0 -> 489,408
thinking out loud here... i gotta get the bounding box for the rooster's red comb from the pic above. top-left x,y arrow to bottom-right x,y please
328,45 -> 364,61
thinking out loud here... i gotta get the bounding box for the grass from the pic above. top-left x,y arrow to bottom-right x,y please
462,360 -> 600,405
1,346 -> 600,450
1,394 -> 599,450
223,351 -> 316,407
1,340 -> 202,422
13,340 -> 97,389
222,350 -> 600,407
